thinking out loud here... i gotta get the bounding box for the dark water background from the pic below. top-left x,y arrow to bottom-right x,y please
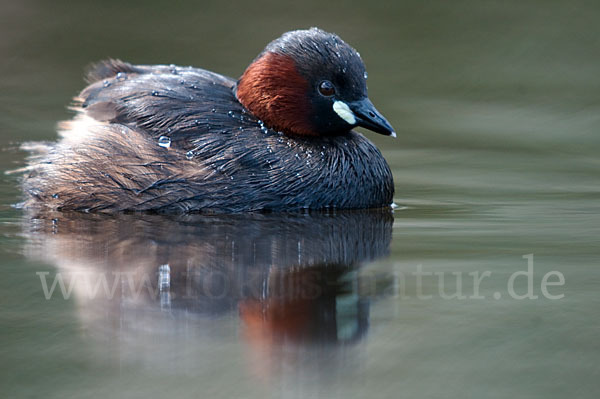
1,1 -> 599,398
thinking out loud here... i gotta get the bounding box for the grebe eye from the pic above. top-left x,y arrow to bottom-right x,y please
318,80 -> 335,97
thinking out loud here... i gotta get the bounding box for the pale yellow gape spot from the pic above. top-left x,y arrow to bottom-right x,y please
332,101 -> 356,125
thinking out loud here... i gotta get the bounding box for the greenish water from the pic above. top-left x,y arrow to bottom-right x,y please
1,1 -> 599,398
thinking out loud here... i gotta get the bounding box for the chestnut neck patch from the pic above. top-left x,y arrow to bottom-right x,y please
236,52 -> 317,137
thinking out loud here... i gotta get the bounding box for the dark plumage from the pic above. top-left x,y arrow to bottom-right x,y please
21,28 -> 395,213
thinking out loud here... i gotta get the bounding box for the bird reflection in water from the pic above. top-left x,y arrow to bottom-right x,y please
23,209 -> 393,376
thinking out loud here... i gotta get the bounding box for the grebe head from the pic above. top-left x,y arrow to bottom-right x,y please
235,28 -> 395,138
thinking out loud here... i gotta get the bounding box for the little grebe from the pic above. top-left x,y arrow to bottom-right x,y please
22,28 -> 395,212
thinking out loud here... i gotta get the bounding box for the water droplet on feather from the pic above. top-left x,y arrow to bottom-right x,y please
158,136 -> 171,148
